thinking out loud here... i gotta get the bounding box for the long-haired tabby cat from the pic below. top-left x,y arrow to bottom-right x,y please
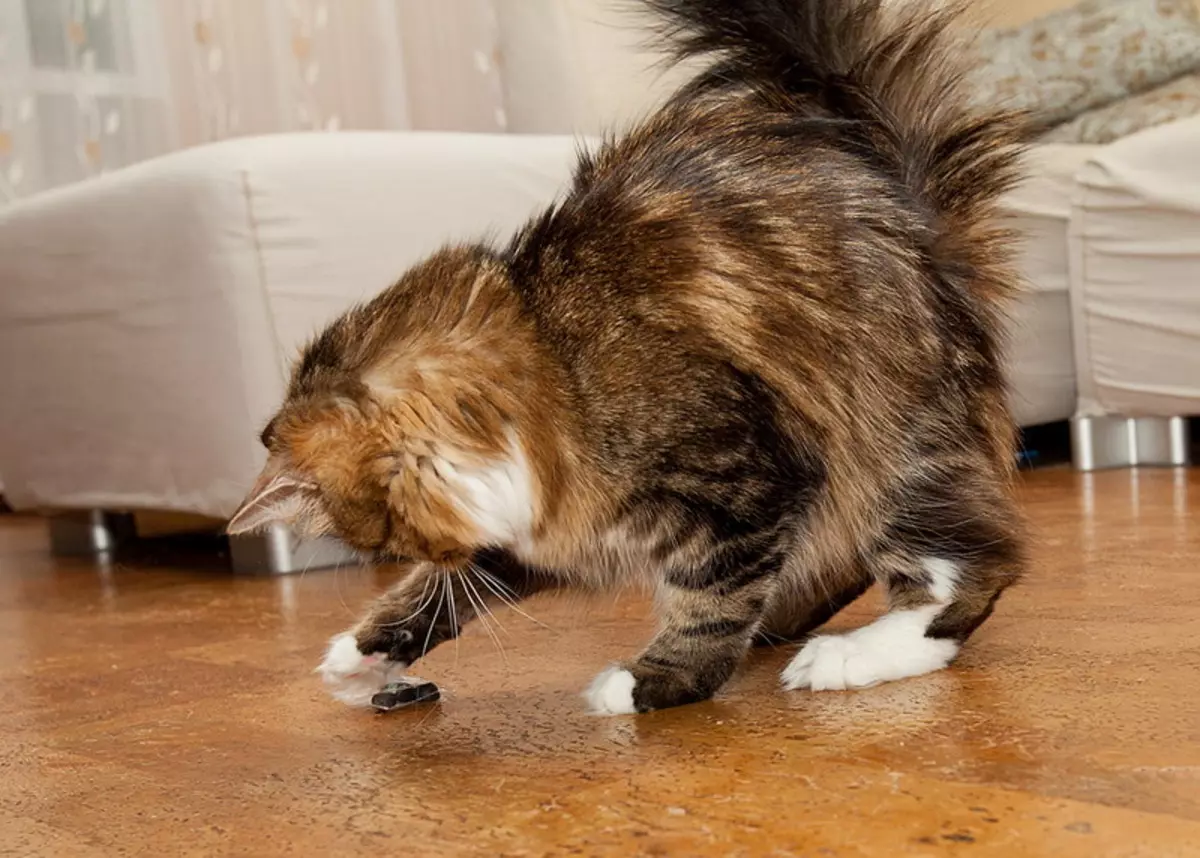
228,0 -> 1026,715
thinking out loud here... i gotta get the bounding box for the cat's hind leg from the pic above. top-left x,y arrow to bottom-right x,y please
782,467 -> 1023,692
753,563 -> 872,646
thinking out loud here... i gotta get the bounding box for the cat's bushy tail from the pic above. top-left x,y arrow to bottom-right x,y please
643,0 -> 1026,306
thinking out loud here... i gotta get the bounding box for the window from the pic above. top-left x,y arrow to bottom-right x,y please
0,0 -> 171,200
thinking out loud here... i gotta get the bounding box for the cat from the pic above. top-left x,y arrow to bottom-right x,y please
228,0 -> 1027,715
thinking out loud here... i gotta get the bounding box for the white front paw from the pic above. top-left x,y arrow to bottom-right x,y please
583,666 -> 638,715
316,632 -> 403,707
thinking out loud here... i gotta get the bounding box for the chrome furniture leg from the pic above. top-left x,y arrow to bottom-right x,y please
228,523 -> 360,575
48,510 -> 136,555
1071,416 -> 1191,472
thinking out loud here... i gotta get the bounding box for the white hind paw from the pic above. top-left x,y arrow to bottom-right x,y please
781,609 -> 959,692
316,632 -> 403,707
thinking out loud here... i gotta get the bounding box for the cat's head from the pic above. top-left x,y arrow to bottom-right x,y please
225,247 -> 547,567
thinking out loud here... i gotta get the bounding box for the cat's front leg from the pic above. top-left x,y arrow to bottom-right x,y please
316,564 -> 452,706
585,542 -> 784,714
317,549 -> 545,706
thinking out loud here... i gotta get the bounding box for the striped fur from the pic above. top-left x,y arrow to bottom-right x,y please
230,0 -> 1027,713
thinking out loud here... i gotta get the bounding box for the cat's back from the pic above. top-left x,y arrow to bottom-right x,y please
507,92 -> 953,427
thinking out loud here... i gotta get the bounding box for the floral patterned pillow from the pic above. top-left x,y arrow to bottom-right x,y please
1040,70 -> 1200,142
971,0 -> 1200,126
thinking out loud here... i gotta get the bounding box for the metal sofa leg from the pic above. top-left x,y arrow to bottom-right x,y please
48,510 -> 136,555
1071,416 -> 1191,472
228,523 -> 360,575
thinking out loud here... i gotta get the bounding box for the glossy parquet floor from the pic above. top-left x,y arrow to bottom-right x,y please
1,467 -> 1198,857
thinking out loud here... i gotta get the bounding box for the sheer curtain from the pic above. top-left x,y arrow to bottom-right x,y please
0,0 -> 507,204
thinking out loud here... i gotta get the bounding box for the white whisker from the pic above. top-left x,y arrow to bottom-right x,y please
333,561 -> 354,619
473,565 -> 554,631
462,572 -> 508,663
447,571 -> 461,667
381,573 -> 436,628
464,570 -> 510,638
421,573 -> 447,662
474,564 -> 523,602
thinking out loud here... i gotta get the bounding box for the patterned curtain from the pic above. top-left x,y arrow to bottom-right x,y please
0,0 -> 507,204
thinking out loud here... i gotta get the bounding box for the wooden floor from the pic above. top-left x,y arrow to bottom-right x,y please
1,467 -> 1198,857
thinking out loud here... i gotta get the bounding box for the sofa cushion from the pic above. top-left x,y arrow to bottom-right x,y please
972,0 -> 1200,126
1040,71 -> 1200,143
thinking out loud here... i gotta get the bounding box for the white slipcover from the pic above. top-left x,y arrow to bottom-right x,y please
1001,144 -> 1105,427
1069,115 -> 1200,419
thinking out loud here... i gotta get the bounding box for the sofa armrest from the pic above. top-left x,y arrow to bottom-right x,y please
1068,116 -> 1200,418
0,132 -> 580,517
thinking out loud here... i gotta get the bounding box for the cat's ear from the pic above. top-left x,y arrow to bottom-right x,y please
227,459 -> 314,535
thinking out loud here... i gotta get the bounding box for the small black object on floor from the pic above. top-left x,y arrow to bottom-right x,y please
371,680 -> 440,712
